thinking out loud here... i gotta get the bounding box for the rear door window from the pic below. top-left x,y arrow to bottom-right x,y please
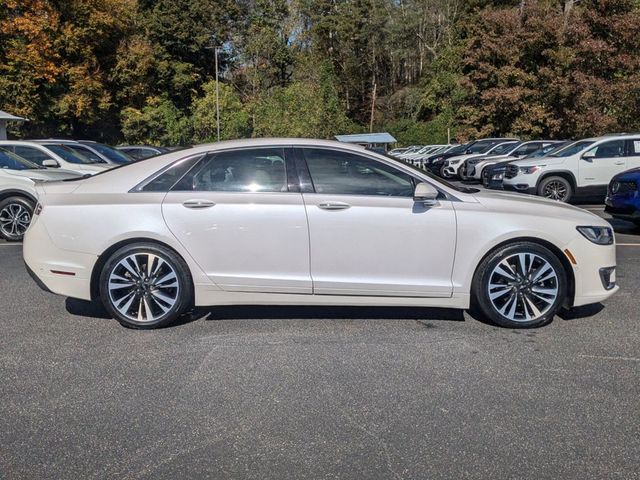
172,148 -> 288,193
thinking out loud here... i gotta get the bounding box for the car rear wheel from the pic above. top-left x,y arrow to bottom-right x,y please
99,243 -> 193,329
538,176 -> 573,203
472,242 -> 567,328
0,196 -> 34,242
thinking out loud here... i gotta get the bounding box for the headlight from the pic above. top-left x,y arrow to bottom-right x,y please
519,166 -> 543,174
492,173 -> 504,180
450,160 -> 461,165
577,226 -> 614,245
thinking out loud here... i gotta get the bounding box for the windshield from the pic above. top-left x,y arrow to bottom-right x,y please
467,142 -> 499,154
0,148 -> 42,170
66,145 -> 105,163
44,144 -> 97,164
445,144 -> 467,155
85,142 -> 132,164
489,142 -> 520,155
526,143 -> 568,159
549,140 -> 595,157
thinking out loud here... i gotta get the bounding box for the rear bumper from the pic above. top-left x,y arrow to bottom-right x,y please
23,216 -> 96,301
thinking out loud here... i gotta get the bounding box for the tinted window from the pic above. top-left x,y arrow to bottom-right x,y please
589,140 -> 626,158
0,148 -> 40,170
12,146 -> 54,165
173,148 -> 287,192
66,145 -> 104,163
141,155 -> 204,192
86,143 -> 132,164
490,142 -> 519,155
43,144 -> 94,164
304,148 -> 414,197
626,139 -> 640,156
513,143 -> 541,155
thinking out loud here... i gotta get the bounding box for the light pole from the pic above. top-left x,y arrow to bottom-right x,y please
214,46 -> 220,142
206,39 -> 222,142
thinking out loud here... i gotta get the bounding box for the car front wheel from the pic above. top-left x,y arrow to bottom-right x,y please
538,176 -> 573,203
0,196 -> 34,241
472,242 -> 567,328
99,243 -> 193,329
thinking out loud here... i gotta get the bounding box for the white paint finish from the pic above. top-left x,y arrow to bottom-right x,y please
23,138 -> 620,313
303,193 -> 456,296
162,191 -> 312,294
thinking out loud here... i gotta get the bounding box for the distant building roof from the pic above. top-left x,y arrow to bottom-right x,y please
0,110 -> 27,122
335,132 -> 397,144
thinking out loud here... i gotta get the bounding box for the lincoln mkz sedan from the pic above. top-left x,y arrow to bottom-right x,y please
24,139 -> 618,329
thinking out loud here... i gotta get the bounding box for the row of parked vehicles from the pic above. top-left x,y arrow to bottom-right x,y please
0,140 -> 169,241
390,134 -> 640,227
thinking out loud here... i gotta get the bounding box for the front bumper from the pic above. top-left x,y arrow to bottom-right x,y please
565,235 -> 619,307
502,183 -> 537,195
604,195 -> 640,223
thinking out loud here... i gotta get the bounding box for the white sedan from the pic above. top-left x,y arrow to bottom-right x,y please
24,139 -> 618,329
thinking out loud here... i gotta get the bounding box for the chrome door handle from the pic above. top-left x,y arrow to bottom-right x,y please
318,201 -> 351,211
182,199 -> 216,209
614,161 -> 625,165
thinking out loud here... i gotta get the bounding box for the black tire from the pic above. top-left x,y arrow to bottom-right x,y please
99,243 -> 193,329
0,196 -> 34,242
471,242 -> 567,328
538,176 -> 573,203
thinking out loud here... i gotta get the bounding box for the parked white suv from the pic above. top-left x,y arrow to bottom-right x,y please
0,147 -> 82,241
0,141 -> 111,175
502,135 -> 640,202
442,140 -> 519,179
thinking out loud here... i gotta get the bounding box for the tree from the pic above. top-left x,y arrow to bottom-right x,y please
190,81 -> 251,142
121,96 -> 189,145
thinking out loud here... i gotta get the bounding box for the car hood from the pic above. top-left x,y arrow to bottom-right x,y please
510,156 -> 566,168
8,169 -> 84,181
471,189 -> 608,225
448,154 -> 483,162
611,167 -> 640,182
72,163 -> 110,173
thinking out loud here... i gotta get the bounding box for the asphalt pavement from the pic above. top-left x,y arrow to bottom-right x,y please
0,206 -> 639,479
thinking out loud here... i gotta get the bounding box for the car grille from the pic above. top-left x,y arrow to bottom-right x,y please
609,180 -> 637,195
505,164 -> 519,179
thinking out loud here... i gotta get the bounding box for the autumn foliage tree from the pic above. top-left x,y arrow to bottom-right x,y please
0,0 -> 639,144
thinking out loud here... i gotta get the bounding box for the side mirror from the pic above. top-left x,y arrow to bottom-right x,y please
414,182 -> 439,204
42,159 -> 59,168
582,150 -> 596,161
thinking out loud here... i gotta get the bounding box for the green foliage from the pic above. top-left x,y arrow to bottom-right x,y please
191,81 -> 251,142
253,64 -> 358,138
121,96 -> 189,146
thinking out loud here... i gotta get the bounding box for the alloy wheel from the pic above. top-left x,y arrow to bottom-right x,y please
107,253 -> 180,323
542,181 -> 568,201
487,252 -> 559,322
0,203 -> 31,238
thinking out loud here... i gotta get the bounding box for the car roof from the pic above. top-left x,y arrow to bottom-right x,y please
179,138 -> 373,153
0,140 -> 56,148
31,139 -> 80,144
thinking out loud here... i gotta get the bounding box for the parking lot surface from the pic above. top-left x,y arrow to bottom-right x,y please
1,206 -> 639,479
